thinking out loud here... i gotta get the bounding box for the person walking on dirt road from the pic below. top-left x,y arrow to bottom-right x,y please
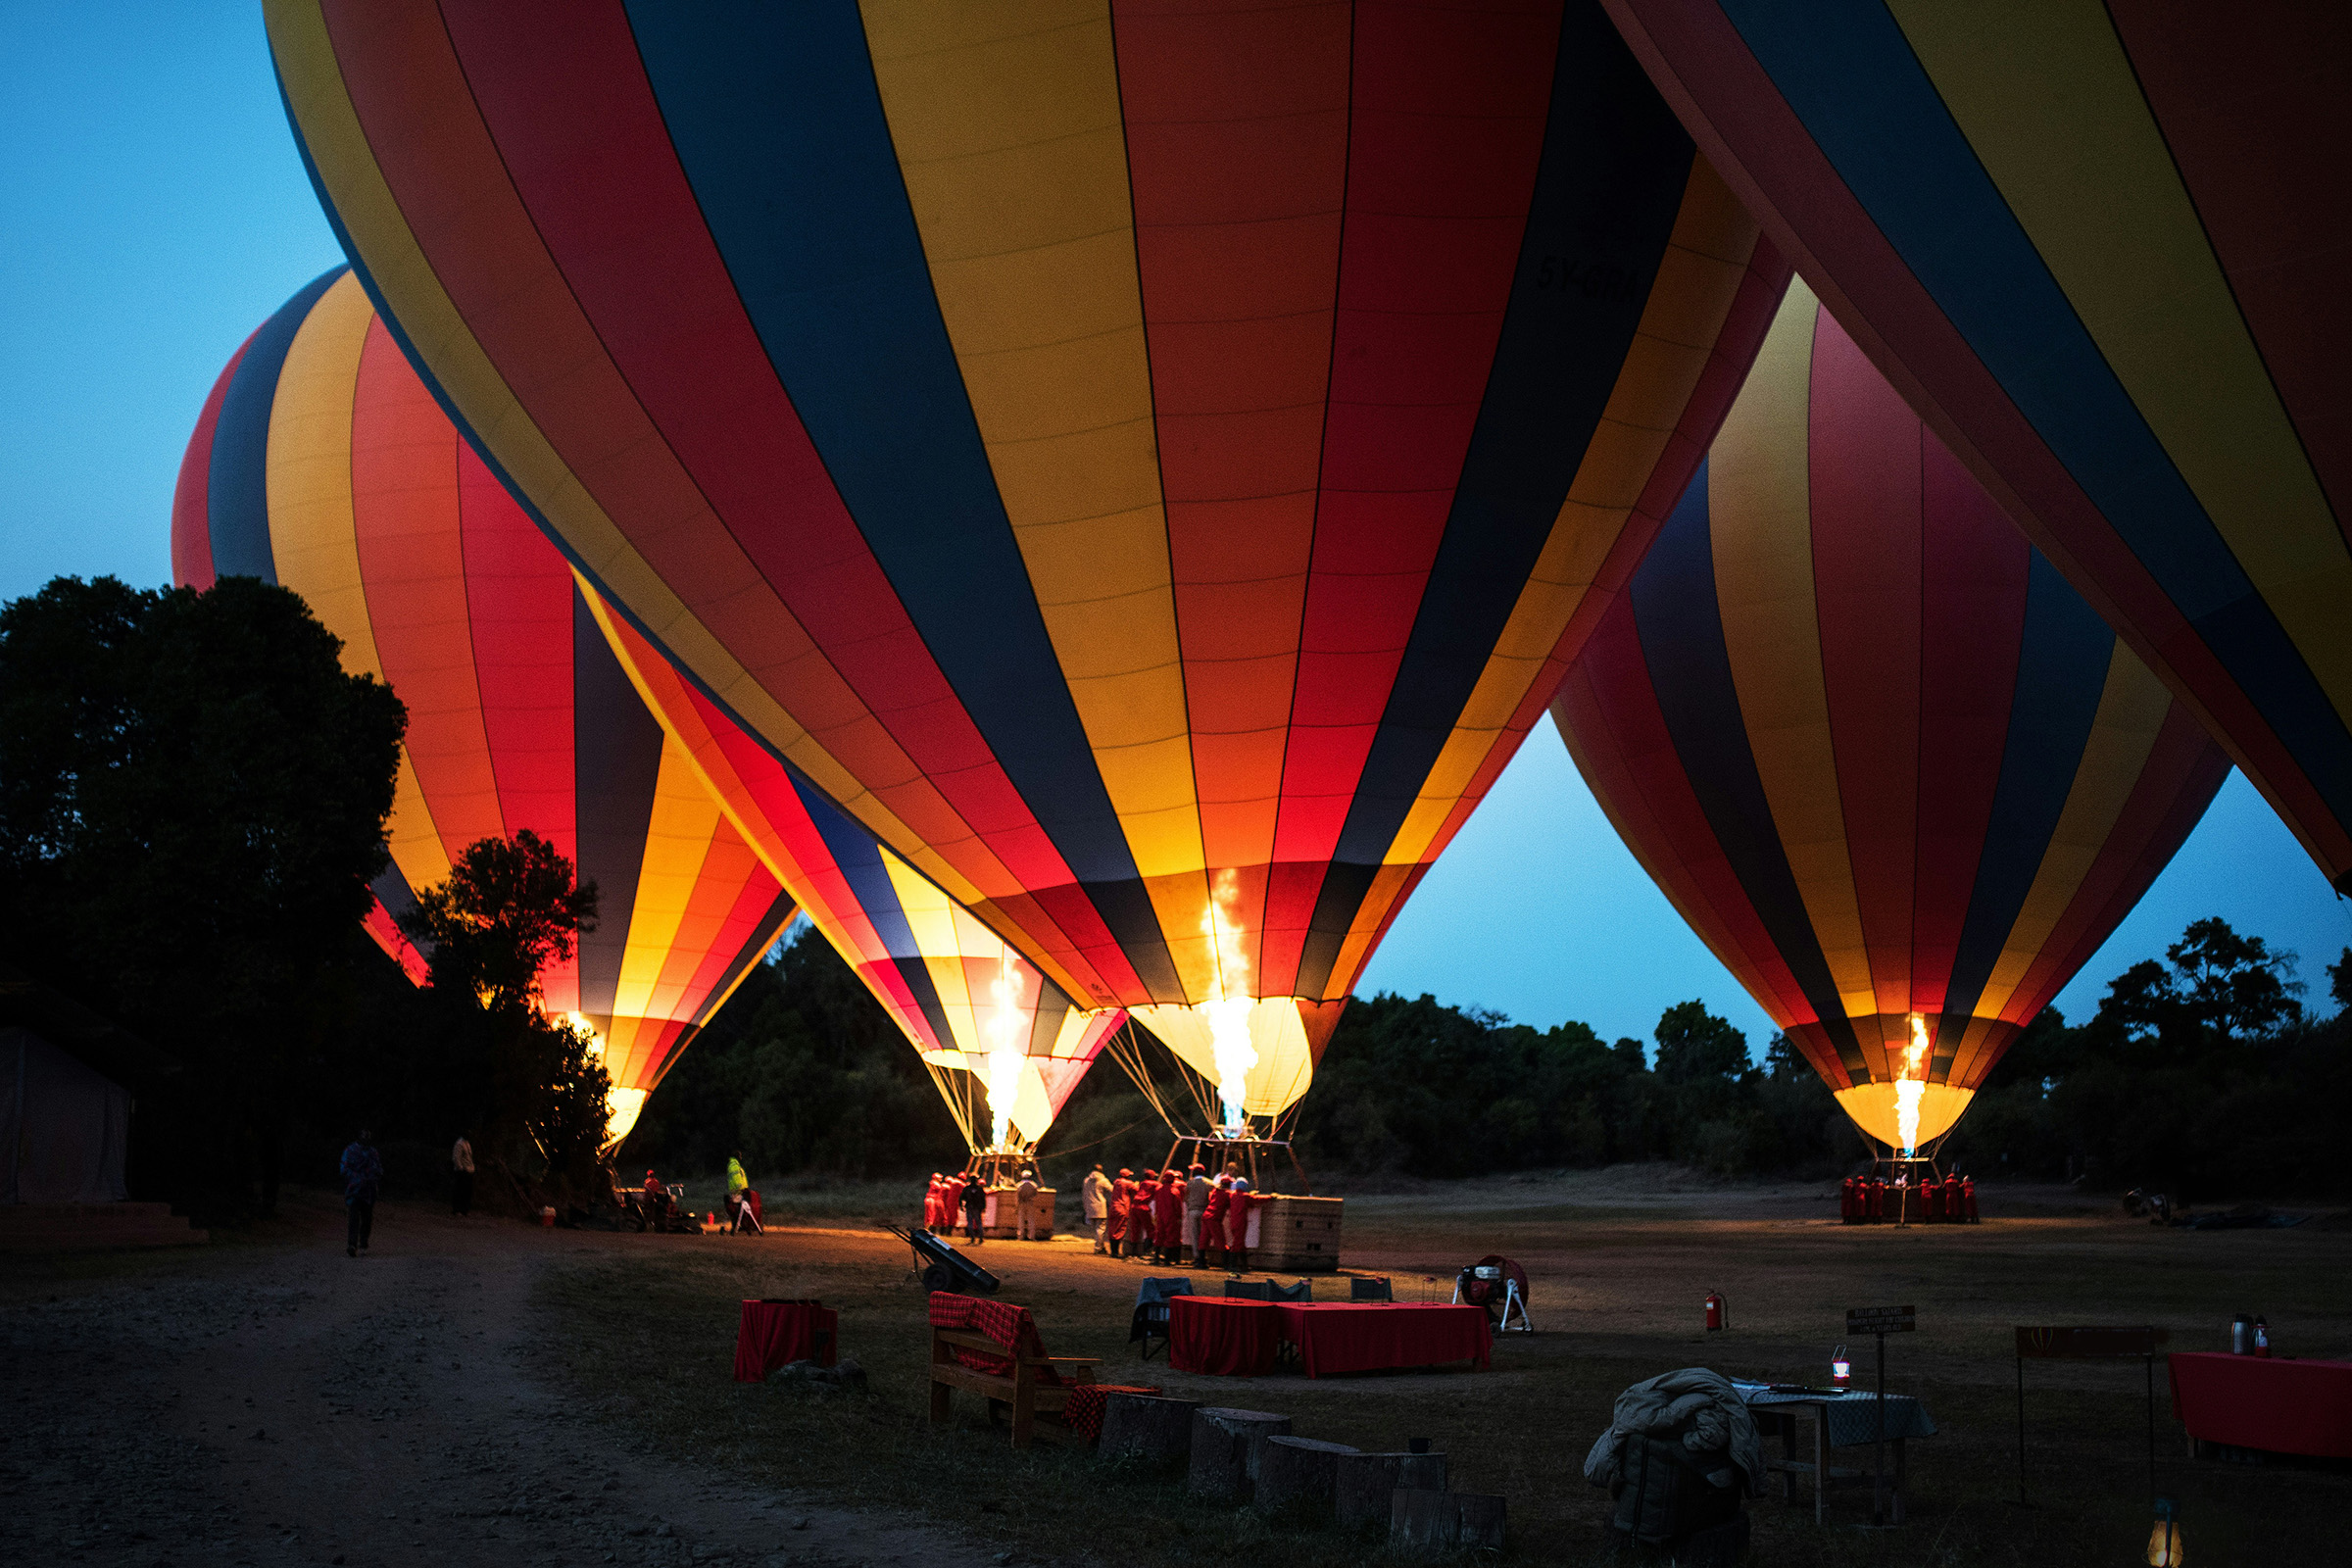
450,1132 -> 474,1216
341,1131 -> 384,1258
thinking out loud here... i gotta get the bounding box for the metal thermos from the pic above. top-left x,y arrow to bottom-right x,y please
2230,1313 -> 2254,1354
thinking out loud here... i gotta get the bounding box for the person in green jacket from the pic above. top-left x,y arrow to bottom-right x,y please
724,1152 -> 756,1233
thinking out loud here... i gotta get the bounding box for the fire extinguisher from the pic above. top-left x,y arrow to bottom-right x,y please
1704,1291 -> 1727,1332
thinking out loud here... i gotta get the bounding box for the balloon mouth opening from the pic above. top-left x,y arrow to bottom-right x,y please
1834,1082 -> 1974,1152
603,1086 -> 648,1152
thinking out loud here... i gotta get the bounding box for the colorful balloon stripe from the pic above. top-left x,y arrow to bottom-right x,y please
267,0 -> 1793,1021
172,270 -> 797,1112
1552,282 -> 2230,1114
1603,0 -> 2352,888
585,590 -> 1122,1151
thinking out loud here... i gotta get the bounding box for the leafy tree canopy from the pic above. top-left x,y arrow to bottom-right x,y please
398,828 -> 598,1011
0,575 -> 405,1211
1651,999 -> 1749,1082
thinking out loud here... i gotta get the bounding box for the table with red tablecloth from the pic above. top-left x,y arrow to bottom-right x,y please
1271,1302 -> 1492,1378
1167,1297 -> 1280,1376
2169,1352 -> 2352,1458
732,1298 -> 839,1383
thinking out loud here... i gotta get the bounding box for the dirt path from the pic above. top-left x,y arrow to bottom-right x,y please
0,1196 -> 999,1568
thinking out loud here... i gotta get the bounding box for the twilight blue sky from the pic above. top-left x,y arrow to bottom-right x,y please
6,8 -> 2345,1056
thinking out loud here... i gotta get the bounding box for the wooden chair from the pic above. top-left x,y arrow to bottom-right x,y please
928,1302 -> 1100,1448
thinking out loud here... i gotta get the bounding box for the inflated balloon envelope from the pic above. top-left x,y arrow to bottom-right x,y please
1601,0 -> 2352,895
1551,280 -> 2231,1150
171,269 -> 799,1146
268,0 -> 1793,1129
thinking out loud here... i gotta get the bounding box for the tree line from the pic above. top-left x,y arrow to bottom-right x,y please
9,574 -> 2343,1214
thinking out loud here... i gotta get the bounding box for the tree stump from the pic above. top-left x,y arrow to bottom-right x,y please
1391,1490 -> 1506,1555
1334,1451 -> 1447,1530
1187,1407 -> 1292,1501
1253,1436 -> 1359,1517
1099,1393 -> 1198,1470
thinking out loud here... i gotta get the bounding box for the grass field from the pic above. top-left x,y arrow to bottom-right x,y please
536,1167 -> 2350,1565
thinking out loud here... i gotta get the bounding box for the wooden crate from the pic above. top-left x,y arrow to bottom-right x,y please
1250,1195 -> 1344,1272
979,1186 -> 1057,1240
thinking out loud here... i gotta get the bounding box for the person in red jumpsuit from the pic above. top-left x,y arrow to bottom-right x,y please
1200,1175 -> 1232,1272
1129,1169 -> 1157,1259
1106,1169 -> 1133,1258
1152,1171 -> 1184,1266
922,1173 -> 945,1234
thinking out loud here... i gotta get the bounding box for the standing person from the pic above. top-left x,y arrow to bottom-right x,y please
1015,1167 -> 1042,1241
1152,1171 -> 1183,1266
1200,1175 -> 1231,1273
924,1173 -> 947,1235
449,1131 -> 474,1216
1184,1164 -> 1211,1265
1128,1170 -> 1156,1259
340,1130 -> 383,1259
726,1151 -> 751,1201
958,1170 -> 989,1245
1106,1169 -> 1134,1258
1082,1163 -> 1111,1253
1225,1173 -> 1255,1274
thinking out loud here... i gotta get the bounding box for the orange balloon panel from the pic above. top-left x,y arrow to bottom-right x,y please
171,269 -> 796,1115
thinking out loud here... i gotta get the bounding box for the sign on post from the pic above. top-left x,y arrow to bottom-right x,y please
1847,1305 -> 1916,1336
2015,1326 -> 2164,1358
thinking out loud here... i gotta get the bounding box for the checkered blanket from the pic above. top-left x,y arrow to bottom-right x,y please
928,1292 -> 1051,1379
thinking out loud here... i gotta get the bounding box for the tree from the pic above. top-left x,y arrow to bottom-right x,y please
1651,1000 -> 1748,1082
0,575 -> 405,1212
398,832 -> 607,1195
399,829 -> 598,1009
2332,948 -> 2352,1014
2090,915 -> 2302,1056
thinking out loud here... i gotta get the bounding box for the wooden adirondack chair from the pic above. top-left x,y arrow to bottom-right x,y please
927,1293 -> 1100,1447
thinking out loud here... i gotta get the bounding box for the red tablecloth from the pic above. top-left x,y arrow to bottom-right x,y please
1167,1296 -> 1280,1376
1272,1302 -> 1492,1378
732,1298 -> 839,1383
2169,1351 -> 2352,1458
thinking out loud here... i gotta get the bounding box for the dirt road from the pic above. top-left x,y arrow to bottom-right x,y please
0,1196 -> 996,1568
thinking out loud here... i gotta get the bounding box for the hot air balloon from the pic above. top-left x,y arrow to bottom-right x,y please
172,268 -> 798,1145
586,592 -> 1121,1161
1600,1 -> 2352,893
1550,281 -> 2231,1152
267,0 -> 1792,1134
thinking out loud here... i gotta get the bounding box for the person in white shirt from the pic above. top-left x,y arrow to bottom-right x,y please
1081,1163 -> 1112,1253
450,1133 -> 475,1216
1184,1164 -> 1212,1264
1015,1168 -> 1043,1241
